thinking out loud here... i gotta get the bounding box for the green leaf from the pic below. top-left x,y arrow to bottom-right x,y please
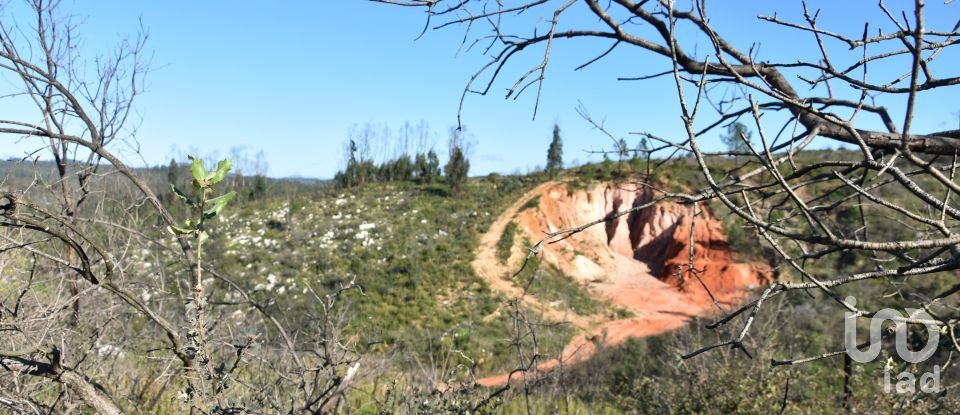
189,156 -> 208,187
204,191 -> 236,219
198,230 -> 209,244
170,184 -> 197,207
208,159 -> 232,185
167,224 -> 194,235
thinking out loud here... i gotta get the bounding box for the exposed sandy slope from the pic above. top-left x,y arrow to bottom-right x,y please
471,182 -> 601,330
473,181 -> 770,387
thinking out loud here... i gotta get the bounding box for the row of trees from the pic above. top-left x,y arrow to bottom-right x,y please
334,124 -> 471,196
334,145 -> 442,187
337,116 -> 746,193
546,123 -> 661,179
548,120 -> 750,180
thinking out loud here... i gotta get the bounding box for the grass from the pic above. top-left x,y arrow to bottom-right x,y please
210,175 -> 582,375
519,195 -> 541,212
209,172 -> 609,380
496,221 -> 517,264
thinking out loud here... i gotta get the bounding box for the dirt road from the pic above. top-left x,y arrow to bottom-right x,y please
470,181 -> 599,330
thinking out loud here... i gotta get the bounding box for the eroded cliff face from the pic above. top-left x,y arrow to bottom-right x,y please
475,181 -> 772,387
515,182 -> 770,306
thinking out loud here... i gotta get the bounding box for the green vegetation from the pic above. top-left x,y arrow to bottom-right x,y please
207,172 -> 586,378
168,156 -> 238,405
519,195 -> 541,212
335,140 -> 440,187
546,124 -> 563,178
559,298 -> 953,414
415,150 -> 442,184
496,221 -> 517,264
333,122 -> 443,188
721,121 -> 753,154
445,129 -> 471,197
5,151 -> 959,413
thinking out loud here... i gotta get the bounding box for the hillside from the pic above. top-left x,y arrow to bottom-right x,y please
207,175 -> 593,378
196,162 -> 781,406
5,154 -> 959,413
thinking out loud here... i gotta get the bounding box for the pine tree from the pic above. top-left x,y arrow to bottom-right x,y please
633,138 -> 649,162
546,124 -> 563,178
444,147 -> 469,196
337,139 -> 360,188
444,129 -> 470,196
166,158 -> 179,188
251,175 -> 267,200
721,122 -> 753,154
414,152 -> 428,182
632,137 -> 650,169
426,150 -> 441,183
393,154 -> 413,182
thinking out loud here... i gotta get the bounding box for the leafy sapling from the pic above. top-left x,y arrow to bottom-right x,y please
167,156 -> 236,410
169,156 -> 237,243
168,156 -> 236,289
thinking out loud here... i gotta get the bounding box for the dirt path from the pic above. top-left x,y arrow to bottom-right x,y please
471,181 -> 598,329
471,181 -> 748,387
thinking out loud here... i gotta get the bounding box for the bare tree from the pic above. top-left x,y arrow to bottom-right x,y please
0,1 -> 156,411
0,3 -> 362,413
379,0 -> 960,405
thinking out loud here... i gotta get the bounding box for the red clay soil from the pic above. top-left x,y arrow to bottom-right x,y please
473,181 -> 771,387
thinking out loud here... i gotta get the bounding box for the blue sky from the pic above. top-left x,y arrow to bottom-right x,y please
2,1 -> 958,178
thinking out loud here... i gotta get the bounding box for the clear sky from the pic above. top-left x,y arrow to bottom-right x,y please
2,1 -> 958,178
